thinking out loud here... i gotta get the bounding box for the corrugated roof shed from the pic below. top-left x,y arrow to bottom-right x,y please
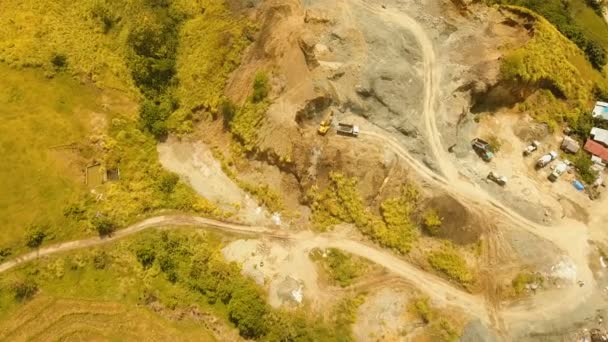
591,127 -> 608,146
593,101 -> 608,120
561,136 -> 580,153
584,139 -> 608,162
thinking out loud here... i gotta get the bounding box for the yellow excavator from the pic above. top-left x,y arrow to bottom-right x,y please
317,110 -> 334,135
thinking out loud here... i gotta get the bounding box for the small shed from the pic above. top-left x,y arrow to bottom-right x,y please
591,127 -> 608,147
592,101 -> 608,121
561,136 -> 580,154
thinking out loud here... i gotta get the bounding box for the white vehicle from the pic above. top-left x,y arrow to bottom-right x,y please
337,123 -> 360,137
548,162 -> 568,182
487,171 -> 507,186
523,141 -> 541,156
536,151 -> 558,169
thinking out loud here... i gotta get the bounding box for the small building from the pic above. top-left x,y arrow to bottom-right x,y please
561,136 -> 580,154
593,101 -> 608,121
591,127 -> 608,147
584,139 -> 608,163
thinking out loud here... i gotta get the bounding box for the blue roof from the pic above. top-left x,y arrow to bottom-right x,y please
572,180 -> 585,191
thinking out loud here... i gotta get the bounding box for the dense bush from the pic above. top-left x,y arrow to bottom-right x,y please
427,245 -> 474,286
323,249 -> 363,287
92,215 -> 117,237
310,174 -> 424,254
252,72 -> 270,103
422,208 -> 443,236
11,279 -> 38,302
573,151 -> 599,184
25,224 -> 47,248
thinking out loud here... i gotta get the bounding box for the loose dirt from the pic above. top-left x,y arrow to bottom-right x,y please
157,138 -> 272,225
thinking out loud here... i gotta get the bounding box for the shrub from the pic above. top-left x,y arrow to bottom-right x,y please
511,272 -> 544,295
429,318 -> 460,342
92,215 -> 116,237
92,251 -> 109,270
158,172 -> 180,194
422,208 -> 443,236
427,245 -> 474,285
0,247 -> 12,262
221,99 -> 237,128
228,281 -> 269,338
573,151 -> 598,184
90,3 -> 116,33
324,249 -> 362,287
252,72 -> 270,103
410,297 -> 433,323
25,224 -> 47,248
50,54 -> 68,70
12,279 -> 38,302
585,40 -> 607,70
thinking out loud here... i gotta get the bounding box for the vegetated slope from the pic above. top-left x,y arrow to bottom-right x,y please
489,0 -> 608,70
0,0 -> 250,253
0,296 -> 216,341
0,229 -> 356,341
496,6 -> 608,131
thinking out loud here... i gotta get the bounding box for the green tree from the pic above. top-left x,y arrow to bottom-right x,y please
228,281 -> 269,338
574,152 -> 598,184
25,224 -> 47,248
136,245 -> 156,269
158,172 -> 179,194
585,40 -> 607,70
92,215 -> 116,237
252,72 -> 270,103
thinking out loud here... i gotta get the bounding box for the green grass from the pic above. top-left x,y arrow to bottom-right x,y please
0,65 -> 96,250
570,0 -> 608,53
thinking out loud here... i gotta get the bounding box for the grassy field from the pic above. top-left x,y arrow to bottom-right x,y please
570,0 -> 608,52
0,295 -> 216,341
0,65 -> 97,250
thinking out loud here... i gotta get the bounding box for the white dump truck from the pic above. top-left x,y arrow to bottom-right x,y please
487,171 -> 507,186
536,151 -> 558,169
337,123 -> 360,137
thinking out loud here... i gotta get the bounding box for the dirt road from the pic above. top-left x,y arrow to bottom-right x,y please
351,0 -> 597,329
0,215 -> 490,321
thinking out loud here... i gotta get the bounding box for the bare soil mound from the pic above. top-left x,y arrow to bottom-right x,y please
425,194 -> 482,245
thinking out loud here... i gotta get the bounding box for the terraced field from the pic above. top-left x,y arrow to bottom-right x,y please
0,296 -> 215,341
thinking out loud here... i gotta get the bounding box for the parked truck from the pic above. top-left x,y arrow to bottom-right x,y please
487,171 -> 507,186
548,162 -> 568,182
471,138 -> 494,162
523,141 -> 540,156
337,123 -> 359,137
536,151 -> 558,169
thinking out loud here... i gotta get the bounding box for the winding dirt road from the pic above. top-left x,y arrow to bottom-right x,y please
0,215 -> 490,321
1,0 -> 603,337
